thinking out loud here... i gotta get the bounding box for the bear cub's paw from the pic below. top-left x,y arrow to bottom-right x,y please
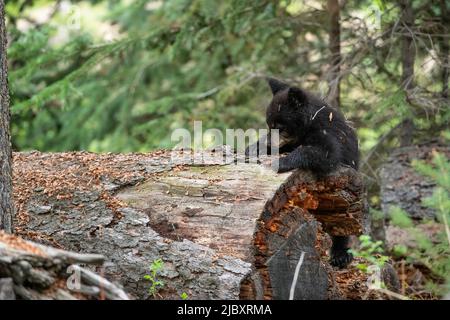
330,249 -> 353,269
276,157 -> 293,173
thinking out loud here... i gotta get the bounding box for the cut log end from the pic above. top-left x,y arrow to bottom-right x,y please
242,166 -> 369,300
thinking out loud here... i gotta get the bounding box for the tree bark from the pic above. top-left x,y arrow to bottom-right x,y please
0,0 -> 13,233
327,0 -> 341,109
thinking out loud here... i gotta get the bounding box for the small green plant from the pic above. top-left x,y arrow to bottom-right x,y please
349,235 -> 389,272
180,292 -> 189,300
144,259 -> 165,297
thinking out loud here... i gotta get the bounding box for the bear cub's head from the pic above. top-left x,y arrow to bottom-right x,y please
265,78 -> 333,145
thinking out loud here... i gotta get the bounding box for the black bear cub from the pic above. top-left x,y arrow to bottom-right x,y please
247,78 -> 360,268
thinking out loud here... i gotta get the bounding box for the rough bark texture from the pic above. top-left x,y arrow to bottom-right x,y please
0,0 -> 14,233
380,142 -> 449,222
12,150 -> 370,299
0,231 -> 129,300
327,0 -> 341,109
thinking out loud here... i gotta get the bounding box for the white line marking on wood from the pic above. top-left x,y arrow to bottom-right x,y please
289,251 -> 306,300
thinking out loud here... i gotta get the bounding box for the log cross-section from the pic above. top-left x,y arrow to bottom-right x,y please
242,166 -> 368,300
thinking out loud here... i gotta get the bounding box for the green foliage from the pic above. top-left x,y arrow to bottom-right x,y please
6,0 -> 447,154
144,258 -> 165,297
412,152 -> 450,194
370,207 -> 384,221
350,235 -> 389,272
373,0 -> 386,11
180,292 -> 189,300
389,206 -> 414,228
392,244 -> 408,257
8,0 -> 299,151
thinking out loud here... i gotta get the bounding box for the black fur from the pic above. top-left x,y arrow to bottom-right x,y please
247,78 -> 360,268
330,236 -> 353,268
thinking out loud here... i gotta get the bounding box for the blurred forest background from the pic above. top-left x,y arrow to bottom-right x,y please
5,0 -> 448,151
3,0 -> 450,297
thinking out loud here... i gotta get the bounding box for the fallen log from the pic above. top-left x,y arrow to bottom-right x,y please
12,149 -> 371,299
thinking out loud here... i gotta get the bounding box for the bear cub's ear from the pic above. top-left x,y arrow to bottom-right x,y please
287,87 -> 307,106
267,77 -> 289,95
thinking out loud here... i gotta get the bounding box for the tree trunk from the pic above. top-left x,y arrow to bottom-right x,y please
400,0 -> 415,91
327,0 -> 341,109
399,118 -> 414,147
440,0 -> 449,98
11,150 -> 372,299
0,0 -> 13,233
399,0 -> 415,147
